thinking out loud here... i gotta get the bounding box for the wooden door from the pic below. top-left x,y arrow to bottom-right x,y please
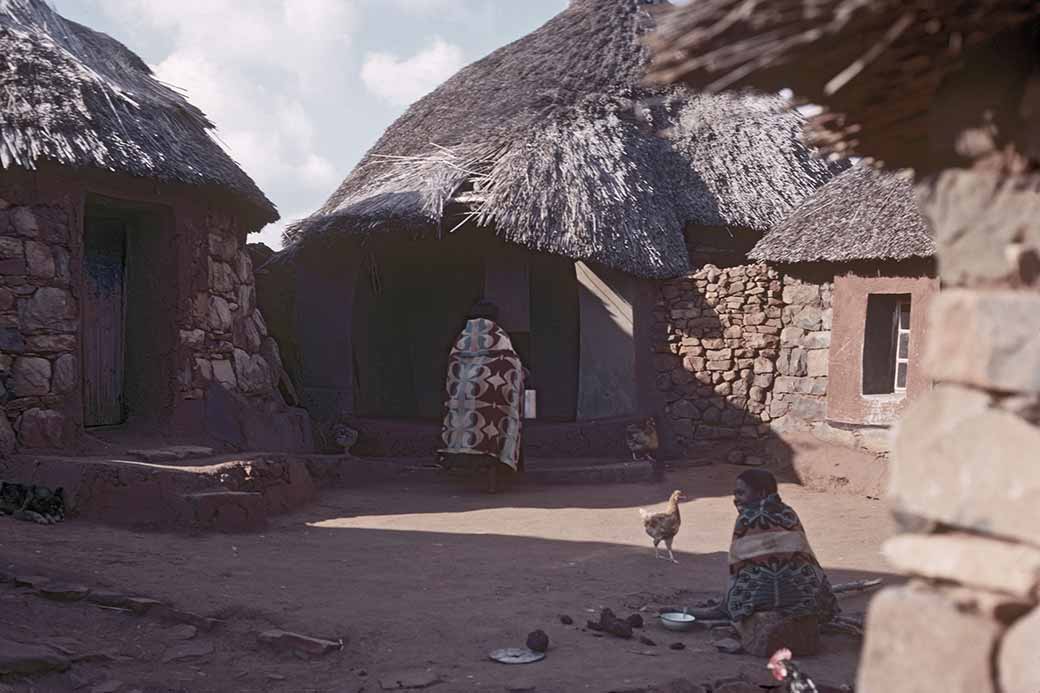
83,220 -> 127,426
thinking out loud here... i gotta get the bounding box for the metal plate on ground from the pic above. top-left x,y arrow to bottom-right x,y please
489,648 -> 545,664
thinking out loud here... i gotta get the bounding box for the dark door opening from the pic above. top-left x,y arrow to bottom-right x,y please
351,232 -> 580,421
83,219 -> 127,426
83,197 -> 176,429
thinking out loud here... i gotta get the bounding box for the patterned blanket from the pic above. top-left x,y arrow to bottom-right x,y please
438,318 -> 524,470
725,493 -> 838,622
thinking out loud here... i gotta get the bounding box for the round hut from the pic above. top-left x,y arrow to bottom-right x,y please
261,0 -> 842,456
0,0 -> 310,453
748,164 -> 937,434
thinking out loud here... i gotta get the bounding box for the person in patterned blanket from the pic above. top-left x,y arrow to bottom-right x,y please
689,469 -> 838,625
437,300 -> 526,493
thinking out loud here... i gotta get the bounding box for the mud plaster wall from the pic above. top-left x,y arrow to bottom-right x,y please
826,272 -> 938,426
0,164 -> 301,453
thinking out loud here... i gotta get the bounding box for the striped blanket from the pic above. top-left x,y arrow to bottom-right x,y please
725,493 -> 838,622
438,318 -> 524,471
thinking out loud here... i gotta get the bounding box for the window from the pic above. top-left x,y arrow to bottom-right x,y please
862,294 -> 912,396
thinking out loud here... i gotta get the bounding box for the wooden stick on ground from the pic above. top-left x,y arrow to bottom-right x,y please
832,578 -> 884,596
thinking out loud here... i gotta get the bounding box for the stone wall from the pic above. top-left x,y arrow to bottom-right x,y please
0,167 -> 301,454
0,199 -> 77,453
768,278 -> 832,431
654,261 -> 916,461
856,168 -> 1040,693
654,262 -> 782,460
178,216 -> 287,405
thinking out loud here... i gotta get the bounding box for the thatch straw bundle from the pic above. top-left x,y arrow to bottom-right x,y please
286,0 -> 842,279
646,0 -> 1040,170
749,164 -> 934,264
0,0 -> 276,222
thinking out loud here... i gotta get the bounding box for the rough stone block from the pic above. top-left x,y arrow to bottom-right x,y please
776,348 -> 807,377
683,355 -> 705,372
209,295 -> 233,332
24,241 -> 53,278
857,584 -> 1001,693
706,360 -> 733,371
806,349 -> 829,377
788,395 -> 826,421
671,400 -> 697,419
10,208 -> 38,237
233,348 -> 272,394
801,331 -> 831,349
0,414 -> 16,455
19,287 -> 73,330
793,305 -> 823,331
752,357 -> 774,374
890,385 -> 1040,546
17,408 -> 64,448
782,285 -> 820,305
924,290 -> 1040,393
883,534 -> 1040,600
919,169 -> 1040,285
11,357 -> 50,396
208,258 -> 235,294
26,334 -> 75,353
211,359 -> 236,388
51,354 -> 75,394
998,607 -> 1040,693
753,374 -> 774,389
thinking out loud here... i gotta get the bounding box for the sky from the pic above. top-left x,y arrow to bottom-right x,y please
51,0 -> 571,249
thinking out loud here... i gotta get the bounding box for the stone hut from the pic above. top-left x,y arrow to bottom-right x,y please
0,0 -> 311,454
756,164 -> 937,452
651,164 -> 936,461
258,0 -> 840,455
649,2 -> 1040,691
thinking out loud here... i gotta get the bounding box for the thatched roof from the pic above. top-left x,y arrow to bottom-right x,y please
0,0 -> 277,222
284,0 -> 842,279
646,1 -> 1040,172
749,164 -> 934,264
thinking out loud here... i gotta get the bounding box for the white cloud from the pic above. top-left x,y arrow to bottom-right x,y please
361,38 -> 465,106
91,0 -> 360,250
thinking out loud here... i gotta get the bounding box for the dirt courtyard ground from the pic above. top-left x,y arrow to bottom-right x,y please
0,464 -> 896,692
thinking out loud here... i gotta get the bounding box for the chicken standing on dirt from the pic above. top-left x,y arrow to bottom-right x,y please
639,490 -> 686,563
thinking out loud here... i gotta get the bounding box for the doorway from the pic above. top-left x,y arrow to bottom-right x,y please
82,196 -> 176,428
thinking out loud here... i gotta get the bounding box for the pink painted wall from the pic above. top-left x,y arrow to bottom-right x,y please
827,272 -> 939,426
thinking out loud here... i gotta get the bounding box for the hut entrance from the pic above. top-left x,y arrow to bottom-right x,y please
351,233 -> 579,421
82,196 -> 176,429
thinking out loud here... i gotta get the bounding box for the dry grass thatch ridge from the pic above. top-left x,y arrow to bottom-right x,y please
749,164 -> 934,264
0,0 -> 277,222
284,0 -> 843,279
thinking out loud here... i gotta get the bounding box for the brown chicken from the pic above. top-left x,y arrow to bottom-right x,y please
638,489 -> 686,563
625,418 -> 659,462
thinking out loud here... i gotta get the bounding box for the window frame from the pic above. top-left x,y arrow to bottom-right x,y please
892,298 -> 911,393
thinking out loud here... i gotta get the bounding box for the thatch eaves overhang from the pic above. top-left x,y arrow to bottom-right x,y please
0,0 -> 277,223
749,164 -> 934,264
285,0 -> 843,280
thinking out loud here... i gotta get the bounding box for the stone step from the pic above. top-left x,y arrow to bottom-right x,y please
125,446 -> 217,464
521,461 -> 656,485
179,491 -> 267,533
348,416 -> 648,459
